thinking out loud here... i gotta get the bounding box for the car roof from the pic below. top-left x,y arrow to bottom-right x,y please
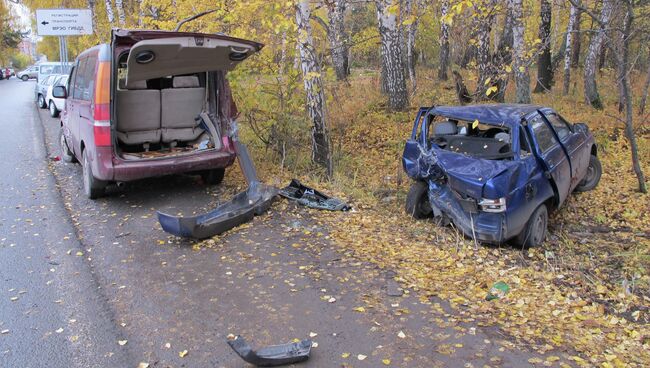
430,104 -> 544,127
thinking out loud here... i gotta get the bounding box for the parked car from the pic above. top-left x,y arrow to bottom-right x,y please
3,67 -> 11,79
53,29 -> 263,199
36,74 -> 60,109
17,65 -> 39,81
402,104 -> 601,247
46,74 -> 69,117
36,62 -> 72,82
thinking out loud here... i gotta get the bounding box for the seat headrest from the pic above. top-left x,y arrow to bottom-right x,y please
173,76 -> 200,88
435,121 -> 458,136
119,78 -> 148,90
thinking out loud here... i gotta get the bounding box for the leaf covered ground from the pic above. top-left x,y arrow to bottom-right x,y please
232,68 -> 650,366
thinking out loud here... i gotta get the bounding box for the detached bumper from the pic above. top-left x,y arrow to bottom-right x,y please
427,181 -> 508,243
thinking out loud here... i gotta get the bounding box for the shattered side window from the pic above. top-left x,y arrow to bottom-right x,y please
530,115 -> 558,153
545,113 -> 571,141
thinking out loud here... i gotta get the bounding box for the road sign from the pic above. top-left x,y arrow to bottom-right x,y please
36,9 -> 93,36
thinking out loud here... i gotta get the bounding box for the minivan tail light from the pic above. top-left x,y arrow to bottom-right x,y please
93,61 -> 111,121
94,121 -> 111,147
93,61 -> 111,146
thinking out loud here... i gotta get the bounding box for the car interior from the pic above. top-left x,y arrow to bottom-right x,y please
429,117 -> 514,160
115,52 -> 219,160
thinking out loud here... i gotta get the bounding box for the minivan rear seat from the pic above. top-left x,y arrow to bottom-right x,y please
160,76 -> 205,143
116,79 -> 161,146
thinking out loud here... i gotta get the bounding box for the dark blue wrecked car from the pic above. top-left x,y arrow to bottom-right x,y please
402,104 -> 602,247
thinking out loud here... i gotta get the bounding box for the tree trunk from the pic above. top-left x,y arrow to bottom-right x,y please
137,0 -> 144,27
563,2 -> 578,95
296,0 -> 332,174
640,52 -> 650,115
475,0 -> 497,100
511,0 -> 530,104
403,0 -> 420,91
375,0 -> 409,111
571,9 -> 582,67
104,0 -> 115,24
583,0 -> 613,109
115,0 -> 126,26
533,0 -> 553,93
325,0 -> 349,81
496,0 -> 514,65
438,0 -> 450,80
618,1 -> 646,193
87,0 -> 98,31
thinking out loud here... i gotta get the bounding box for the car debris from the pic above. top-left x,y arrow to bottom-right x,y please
157,136 -> 278,239
280,179 -> 351,211
227,335 -> 312,367
486,281 -> 510,301
403,104 -> 601,247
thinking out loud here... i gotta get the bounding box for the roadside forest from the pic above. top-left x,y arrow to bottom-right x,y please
14,0 -> 650,365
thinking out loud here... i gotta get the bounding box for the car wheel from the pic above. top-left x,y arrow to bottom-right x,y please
21,75 -> 28,81
59,128 -> 77,163
405,181 -> 433,219
200,168 -> 225,185
37,94 -> 47,108
574,155 -> 602,192
49,101 -> 59,117
515,204 -> 548,248
82,150 -> 106,199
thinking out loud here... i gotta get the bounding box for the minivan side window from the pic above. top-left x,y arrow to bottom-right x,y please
72,56 -> 97,101
72,58 -> 87,100
530,115 -> 558,153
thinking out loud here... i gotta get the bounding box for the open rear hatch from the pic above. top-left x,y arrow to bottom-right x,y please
112,29 -> 263,84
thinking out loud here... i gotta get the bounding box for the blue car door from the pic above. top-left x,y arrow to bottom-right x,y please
527,112 -> 572,206
540,109 -> 591,191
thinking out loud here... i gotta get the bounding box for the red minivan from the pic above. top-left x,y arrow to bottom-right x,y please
53,29 -> 263,198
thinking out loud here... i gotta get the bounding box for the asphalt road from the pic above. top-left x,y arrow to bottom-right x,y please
1,77 -> 555,367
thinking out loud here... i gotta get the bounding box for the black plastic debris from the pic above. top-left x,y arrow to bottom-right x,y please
280,179 -> 351,211
157,140 -> 278,239
227,335 -> 312,367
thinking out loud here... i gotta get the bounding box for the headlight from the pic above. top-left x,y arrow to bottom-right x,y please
479,197 -> 506,213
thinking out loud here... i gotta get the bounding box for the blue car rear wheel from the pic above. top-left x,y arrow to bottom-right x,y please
406,181 -> 432,219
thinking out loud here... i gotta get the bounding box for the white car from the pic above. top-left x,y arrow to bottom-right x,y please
46,75 -> 68,117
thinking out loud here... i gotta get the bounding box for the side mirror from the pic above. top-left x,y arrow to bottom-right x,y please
53,85 -> 67,99
574,122 -> 588,132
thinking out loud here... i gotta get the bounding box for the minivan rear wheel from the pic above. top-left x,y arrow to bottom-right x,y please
200,168 -> 225,185
82,150 -> 106,199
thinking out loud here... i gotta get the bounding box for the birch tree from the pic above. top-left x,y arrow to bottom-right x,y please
104,0 -> 115,25
583,0 -> 613,109
325,0 -> 349,81
438,0 -> 450,80
562,2 -> 579,95
115,0 -> 126,26
533,0 -> 552,93
296,0 -> 332,174
375,0 -> 408,111
475,0 -> 497,100
571,9 -> 582,67
403,0 -> 420,91
511,0 -> 530,103
87,0 -> 98,31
